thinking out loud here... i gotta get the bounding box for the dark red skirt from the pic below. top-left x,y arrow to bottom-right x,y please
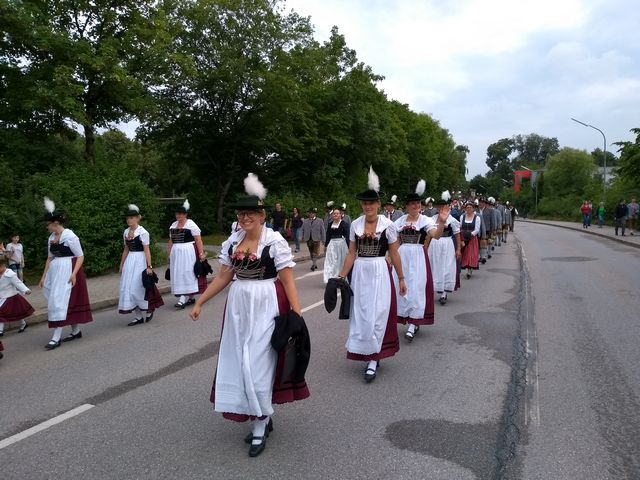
455,257 -> 461,291
461,236 -> 479,270
347,263 -> 400,361
211,279 -> 310,423
0,294 -> 35,323
397,249 -> 434,326
146,286 -> 165,311
48,259 -> 93,328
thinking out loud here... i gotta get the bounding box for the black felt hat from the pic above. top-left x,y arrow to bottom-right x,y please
355,189 -> 384,201
175,199 -> 191,214
308,207 -> 318,214
229,196 -> 271,210
124,204 -> 141,217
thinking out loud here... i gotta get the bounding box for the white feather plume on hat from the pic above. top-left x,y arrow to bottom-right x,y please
391,194 -> 397,203
326,200 -> 334,207
183,199 -> 190,211
441,190 -> 451,202
488,196 -> 495,204
44,196 -> 55,213
415,179 -> 426,196
342,203 -> 347,210
244,173 -> 267,200
367,166 -> 380,192
128,204 -> 140,213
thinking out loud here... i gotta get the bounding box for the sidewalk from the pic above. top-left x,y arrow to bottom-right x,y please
519,218 -> 640,249
6,245 -> 317,330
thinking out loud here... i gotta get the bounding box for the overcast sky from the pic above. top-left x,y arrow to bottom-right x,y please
285,0 -> 640,177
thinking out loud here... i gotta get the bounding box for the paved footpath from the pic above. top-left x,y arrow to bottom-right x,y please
9,245 -> 316,329
519,218 -> 640,249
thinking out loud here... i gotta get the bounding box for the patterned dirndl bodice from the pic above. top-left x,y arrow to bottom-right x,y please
49,243 -> 74,258
356,230 -> 389,257
170,228 -> 195,243
125,235 -> 144,252
228,244 -> 277,280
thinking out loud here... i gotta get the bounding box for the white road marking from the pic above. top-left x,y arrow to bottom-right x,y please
295,271 -> 323,280
301,299 -> 326,313
0,404 -> 95,450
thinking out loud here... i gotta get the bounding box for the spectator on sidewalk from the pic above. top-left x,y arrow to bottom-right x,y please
597,202 -> 606,228
5,234 -> 25,281
323,208 -> 349,284
291,207 -> 303,253
580,200 -> 591,229
614,200 -> 627,236
270,202 -> 287,236
627,198 -> 638,235
301,207 -> 325,272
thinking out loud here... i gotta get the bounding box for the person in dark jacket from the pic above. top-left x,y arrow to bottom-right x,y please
615,200 -> 628,236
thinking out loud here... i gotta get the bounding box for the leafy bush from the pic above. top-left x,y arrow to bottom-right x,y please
20,161 -> 162,276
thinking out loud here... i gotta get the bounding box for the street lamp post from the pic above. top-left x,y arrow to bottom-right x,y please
571,117 -> 607,201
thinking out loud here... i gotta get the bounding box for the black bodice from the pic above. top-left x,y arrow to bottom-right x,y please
228,244 -> 277,280
356,230 -> 389,257
398,224 -> 428,245
170,228 -> 194,243
49,242 -> 74,257
125,235 -> 144,252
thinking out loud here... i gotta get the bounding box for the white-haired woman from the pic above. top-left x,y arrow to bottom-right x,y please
337,167 -> 406,383
38,198 -> 93,350
167,199 -> 206,308
190,173 -> 308,458
118,205 -> 164,326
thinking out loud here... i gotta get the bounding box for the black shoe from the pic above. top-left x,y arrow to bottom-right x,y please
248,436 -> 267,457
45,340 -> 61,350
62,331 -> 82,342
145,311 -> 154,323
185,298 -> 196,305
439,295 -> 447,305
405,330 -> 414,342
0,332 -> 3,337
466,272 -> 471,279
488,254 -> 492,259
481,258 -> 486,264
364,367 -> 377,383
18,323 -> 28,333
128,317 -> 144,326
244,418 -> 273,444
174,301 -> 185,309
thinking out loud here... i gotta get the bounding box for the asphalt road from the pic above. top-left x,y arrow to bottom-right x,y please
1,224 -> 638,479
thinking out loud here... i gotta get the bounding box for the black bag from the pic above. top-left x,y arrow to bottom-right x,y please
462,230 -> 472,242
164,268 -> 170,281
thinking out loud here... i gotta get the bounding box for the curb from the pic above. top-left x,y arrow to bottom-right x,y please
519,219 -> 640,250
10,253 -> 318,331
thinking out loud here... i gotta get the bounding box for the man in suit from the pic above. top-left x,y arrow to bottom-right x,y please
479,197 -> 493,261
302,207 -> 326,271
383,195 -> 403,221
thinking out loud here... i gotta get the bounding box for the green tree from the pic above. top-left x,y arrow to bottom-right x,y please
614,128 -> 640,184
513,133 -> 559,165
542,148 -> 596,199
590,148 -> 618,167
0,0 -> 167,163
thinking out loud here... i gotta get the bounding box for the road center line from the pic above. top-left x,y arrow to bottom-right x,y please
0,404 -> 94,450
295,271 -> 323,280
301,299 -> 326,313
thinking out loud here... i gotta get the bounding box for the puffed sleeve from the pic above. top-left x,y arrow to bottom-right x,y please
139,227 -> 151,246
450,218 -> 461,235
270,236 -> 295,271
472,216 -> 481,236
218,236 -> 234,267
422,215 -> 437,232
349,222 -> 356,242
385,222 -> 398,244
66,233 -> 84,257
188,220 -> 201,237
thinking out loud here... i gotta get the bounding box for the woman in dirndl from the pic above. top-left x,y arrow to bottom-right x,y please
168,199 -> 206,309
323,208 -> 349,283
38,197 -> 93,350
0,256 -> 34,338
337,167 -> 406,383
460,201 -> 481,279
190,173 -> 308,458
118,204 -> 164,326
426,192 -> 461,306
392,180 -> 447,342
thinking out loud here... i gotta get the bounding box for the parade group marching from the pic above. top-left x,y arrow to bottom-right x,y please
0,169 -> 516,458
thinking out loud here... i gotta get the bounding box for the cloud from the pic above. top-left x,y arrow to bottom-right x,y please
286,0 -> 640,177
